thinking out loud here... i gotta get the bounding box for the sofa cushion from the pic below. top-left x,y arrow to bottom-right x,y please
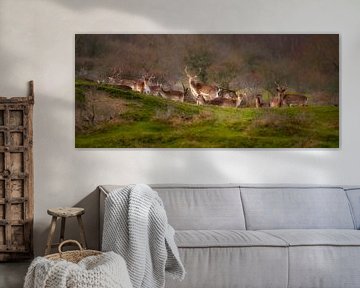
288,246 -> 360,288
165,247 -> 289,288
175,230 -> 288,248
240,186 -> 355,230
154,186 -> 246,230
261,229 -> 360,246
261,230 -> 360,287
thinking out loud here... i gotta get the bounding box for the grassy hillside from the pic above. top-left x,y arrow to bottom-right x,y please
75,80 -> 339,148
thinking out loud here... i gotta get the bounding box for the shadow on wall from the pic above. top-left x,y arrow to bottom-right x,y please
38,188 -> 99,256
70,188 -> 100,251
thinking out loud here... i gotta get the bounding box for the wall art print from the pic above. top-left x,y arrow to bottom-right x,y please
75,34 -> 339,148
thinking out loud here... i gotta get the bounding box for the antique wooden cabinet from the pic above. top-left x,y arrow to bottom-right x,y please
0,81 -> 34,261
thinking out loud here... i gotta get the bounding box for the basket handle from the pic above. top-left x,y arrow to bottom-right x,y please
58,240 -> 83,255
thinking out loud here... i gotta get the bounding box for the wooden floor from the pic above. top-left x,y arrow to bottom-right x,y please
0,261 -> 30,288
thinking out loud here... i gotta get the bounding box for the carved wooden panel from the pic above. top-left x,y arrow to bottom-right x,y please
0,81 -> 34,261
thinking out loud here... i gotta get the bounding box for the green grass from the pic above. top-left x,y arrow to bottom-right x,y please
75,80 -> 339,148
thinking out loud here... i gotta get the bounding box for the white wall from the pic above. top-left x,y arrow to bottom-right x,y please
0,0 -> 359,256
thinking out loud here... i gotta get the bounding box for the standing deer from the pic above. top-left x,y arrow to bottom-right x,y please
274,82 -> 308,107
143,76 -> 155,94
159,84 -> 188,102
133,76 -> 147,93
184,66 -> 220,105
133,76 -> 155,94
209,93 -> 243,108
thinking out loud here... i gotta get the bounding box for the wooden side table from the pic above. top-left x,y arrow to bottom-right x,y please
45,207 -> 87,255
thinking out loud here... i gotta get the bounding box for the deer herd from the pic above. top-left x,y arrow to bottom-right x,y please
98,67 -> 308,108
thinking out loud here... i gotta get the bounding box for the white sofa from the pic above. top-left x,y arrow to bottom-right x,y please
99,184 -> 360,288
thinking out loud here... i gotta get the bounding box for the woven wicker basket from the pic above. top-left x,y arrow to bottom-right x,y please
45,240 -> 102,263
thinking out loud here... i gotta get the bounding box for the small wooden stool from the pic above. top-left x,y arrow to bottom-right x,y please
45,207 -> 87,255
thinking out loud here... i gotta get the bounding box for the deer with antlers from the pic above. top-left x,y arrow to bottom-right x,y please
159,83 -> 188,102
184,66 -> 220,105
273,82 -> 308,107
270,82 -> 284,107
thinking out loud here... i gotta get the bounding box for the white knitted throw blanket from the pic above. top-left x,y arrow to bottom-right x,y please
24,251 -> 133,288
102,184 -> 185,288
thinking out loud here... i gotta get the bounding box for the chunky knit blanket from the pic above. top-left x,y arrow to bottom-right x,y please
102,184 -> 185,288
24,251 -> 132,288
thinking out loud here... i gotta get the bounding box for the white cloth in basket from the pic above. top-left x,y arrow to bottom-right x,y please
24,251 -> 132,288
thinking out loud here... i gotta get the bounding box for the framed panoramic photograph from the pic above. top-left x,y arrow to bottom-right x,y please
75,34 -> 339,148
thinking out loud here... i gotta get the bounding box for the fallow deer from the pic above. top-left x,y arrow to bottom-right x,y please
133,76 -> 149,94
134,80 -> 145,93
282,94 -> 308,107
270,82 -> 284,107
209,93 -> 243,108
159,84 -> 188,102
143,76 -> 155,94
133,76 -> 155,94
184,66 -> 220,105
274,82 -> 308,107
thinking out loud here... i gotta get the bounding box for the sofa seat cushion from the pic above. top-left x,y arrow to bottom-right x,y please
175,230 -> 288,248
166,246 -> 289,288
262,229 -> 360,246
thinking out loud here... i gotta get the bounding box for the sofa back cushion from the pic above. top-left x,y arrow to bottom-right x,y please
240,186 -> 355,230
345,188 -> 360,229
153,185 -> 246,230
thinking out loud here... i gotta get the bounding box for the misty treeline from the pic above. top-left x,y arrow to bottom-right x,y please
75,34 -> 339,104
